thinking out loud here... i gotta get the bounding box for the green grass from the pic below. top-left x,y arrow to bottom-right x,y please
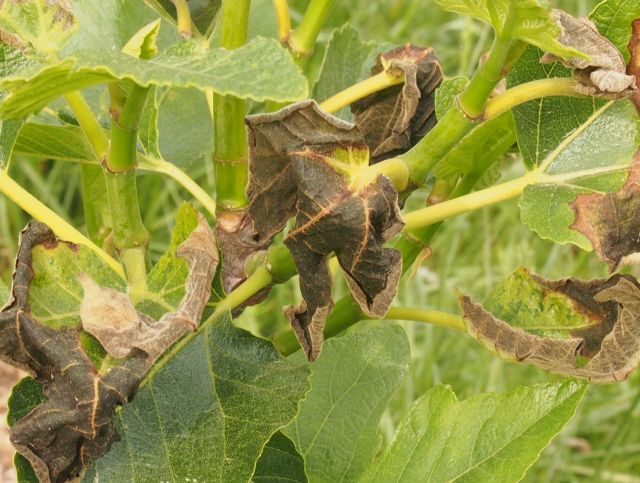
2,0 -> 639,481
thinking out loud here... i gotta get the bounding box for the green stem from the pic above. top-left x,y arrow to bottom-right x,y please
288,0 -> 336,57
272,0 -> 291,42
458,38 -> 517,118
105,84 -> 151,287
399,37 -> 525,186
213,0 -> 251,211
141,156 -> 217,220
172,0 -> 192,38
403,173 -> 534,231
319,70 -> 405,114
384,307 -> 466,331
0,169 -> 125,278
64,92 -> 112,245
485,77 -> 583,120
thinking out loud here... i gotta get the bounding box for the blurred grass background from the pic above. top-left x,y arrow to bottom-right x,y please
1,0 -> 639,481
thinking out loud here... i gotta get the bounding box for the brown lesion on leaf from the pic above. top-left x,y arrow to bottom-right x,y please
1,222 -> 146,483
80,213 -> 218,363
461,272 -> 640,383
541,10 -> 637,97
246,101 -> 404,361
3,213 -> 218,483
351,44 -> 443,163
571,151 -> 640,271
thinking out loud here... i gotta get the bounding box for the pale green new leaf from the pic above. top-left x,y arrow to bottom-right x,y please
0,0 -> 77,60
434,75 -> 468,119
591,0 -> 640,63
312,24 -> 374,119
361,381 -> 587,482
519,100 -> 640,250
83,314 -> 310,482
433,0 -> 586,59
0,36 -> 308,119
283,325 -> 410,483
252,432 -> 307,483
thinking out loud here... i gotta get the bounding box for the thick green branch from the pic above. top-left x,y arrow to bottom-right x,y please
213,0 -> 251,211
288,0 -> 336,57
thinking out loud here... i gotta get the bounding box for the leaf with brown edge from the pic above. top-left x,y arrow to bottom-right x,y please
284,145 -> 404,361
351,45 -> 443,163
541,10 -> 637,97
246,100 -> 362,244
572,151 -> 640,270
2,221 -> 147,483
79,213 -> 218,362
460,268 -> 640,383
629,19 -> 640,114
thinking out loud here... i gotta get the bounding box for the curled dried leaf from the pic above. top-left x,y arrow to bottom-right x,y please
1,222 -> 147,483
461,269 -> 640,383
80,213 -> 218,363
351,45 -> 443,163
541,10 -> 637,97
246,99 -> 363,244
246,101 -> 404,360
571,151 -> 640,270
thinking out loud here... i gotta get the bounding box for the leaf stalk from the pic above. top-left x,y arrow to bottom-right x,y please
272,0 -> 291,43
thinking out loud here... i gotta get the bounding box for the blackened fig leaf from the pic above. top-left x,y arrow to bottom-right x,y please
518,100 -> 640,256
541,10 -> 636,97
83,313 -> 310,483
246,99 -> 362,243
0,0 -> 76,61
461,268 -> 640,382
1,222 -> 148,483
351,44 -> 443,162
247,100 -> 404,360
361,381 -> 586,482
283,325 -> 410,482
433,0 -> 587,60
79,213 -> 217,362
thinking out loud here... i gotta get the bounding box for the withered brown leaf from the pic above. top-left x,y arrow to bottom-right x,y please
79,213 -> 218,363
351,44 -> 443,163
571,151 -> 640,270
541,10 -> 637,97
2,222 -> 147,483
246,100 -> 363,244
461,272 -> 640,383
246,101 -> 404,360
